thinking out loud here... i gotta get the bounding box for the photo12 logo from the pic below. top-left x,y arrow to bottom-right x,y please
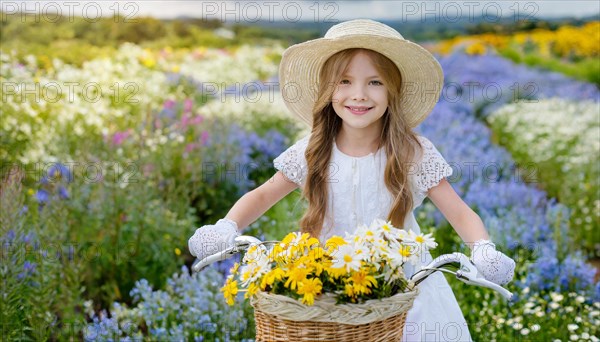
398,1 -> 539,23
2,81 -> 140,104
1,1 -> 139,23
198,1 -> 340,23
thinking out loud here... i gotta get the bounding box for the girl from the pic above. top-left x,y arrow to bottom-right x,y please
189,19 -> 515,341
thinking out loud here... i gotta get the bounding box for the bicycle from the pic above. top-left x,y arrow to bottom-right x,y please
192,235 -> 513,341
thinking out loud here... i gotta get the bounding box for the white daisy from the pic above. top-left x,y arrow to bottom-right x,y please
382,264 -> 405,282
240,245 -> 271,286
330,243 -> 362,272
378,220 -> 407,241
388,242 -> 419,267
408,230 -> 438,254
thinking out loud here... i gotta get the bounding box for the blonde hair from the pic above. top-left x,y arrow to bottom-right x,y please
299,48 -> 423,238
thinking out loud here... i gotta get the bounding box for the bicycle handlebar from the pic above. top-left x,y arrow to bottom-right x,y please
191,235 -> 513,301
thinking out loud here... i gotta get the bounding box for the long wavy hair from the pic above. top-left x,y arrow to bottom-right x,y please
299,48 -> 424,238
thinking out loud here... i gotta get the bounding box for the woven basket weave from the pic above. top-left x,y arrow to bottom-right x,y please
250,287 -> 419,341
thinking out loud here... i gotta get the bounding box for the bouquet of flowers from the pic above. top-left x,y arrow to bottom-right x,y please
221,218 -> 437,307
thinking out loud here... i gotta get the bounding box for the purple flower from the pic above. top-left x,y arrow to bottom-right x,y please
112,130 -> 131,146
189,115 -> 204,126
22,231 -> 35,244
184,98 -> 193,113
180,113 -> 204,130
5,229 -> 16,242
35,189 -> 49,203
163,99 -> 176,110
23,260 -> 36,273
200,131 -> 210,146
58,186 -> 69,199
184,143 -> 198,154
17,260 -> 36,280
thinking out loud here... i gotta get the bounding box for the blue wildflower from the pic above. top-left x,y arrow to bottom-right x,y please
35,189 -> 49,203
47,163 -> 74,183
58,186 -> 69,199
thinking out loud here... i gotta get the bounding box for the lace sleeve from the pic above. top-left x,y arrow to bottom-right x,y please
414,136 -> 453,197
273,134 -> 310,186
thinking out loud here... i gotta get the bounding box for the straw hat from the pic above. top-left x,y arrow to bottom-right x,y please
279,19 -> 444,128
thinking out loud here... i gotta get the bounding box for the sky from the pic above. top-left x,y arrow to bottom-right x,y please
2,1 -> 599,22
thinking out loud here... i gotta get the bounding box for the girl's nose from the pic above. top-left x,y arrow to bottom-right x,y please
351,85 -> 367,101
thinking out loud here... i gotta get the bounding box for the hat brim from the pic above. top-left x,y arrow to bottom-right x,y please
279,35 -> 444,128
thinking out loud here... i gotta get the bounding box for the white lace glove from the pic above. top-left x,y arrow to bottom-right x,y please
470,239 -> 516,286
188,218 -> 240,261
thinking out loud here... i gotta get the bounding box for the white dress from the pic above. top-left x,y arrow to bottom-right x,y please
273,134 -> 473,342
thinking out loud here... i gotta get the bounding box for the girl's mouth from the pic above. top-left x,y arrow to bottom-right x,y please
345,106 -> 373,115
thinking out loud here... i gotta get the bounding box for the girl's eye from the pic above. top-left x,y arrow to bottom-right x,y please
370,80 -> 383,86
340,79 -> 350,85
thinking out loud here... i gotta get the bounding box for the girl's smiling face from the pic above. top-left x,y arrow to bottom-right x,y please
332,51 -> 389,132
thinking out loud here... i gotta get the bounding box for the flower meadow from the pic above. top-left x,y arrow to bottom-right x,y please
2,27 -> 599,341
437,21 -> 600,60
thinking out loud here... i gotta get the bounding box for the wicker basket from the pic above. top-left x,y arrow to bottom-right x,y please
250,287 -> 419,341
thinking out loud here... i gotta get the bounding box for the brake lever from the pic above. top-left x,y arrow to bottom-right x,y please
191,235 -> 269,273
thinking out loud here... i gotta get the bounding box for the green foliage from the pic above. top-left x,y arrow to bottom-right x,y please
231,24 -> 320,45
0,170 -> 87,340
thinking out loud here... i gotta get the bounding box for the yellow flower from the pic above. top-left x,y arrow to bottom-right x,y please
270,244 -> 289,263
307,246 -> 327,261
297,278 -> 322,305
174,248 -> 181,256
285,266 -> 310,290
325,235 -> 347,254
281,232 -> 298,245
260,268 -> 285,289
230,262 -> 240,275
221,278 -> 238,306
327,266 -> 348,279
306,236 -> 321,247
344,283 -> 355,297
349,270 -> 378,295
141,57 -> 156,68
306,255 -> 331,277
245,283 -> 260,299
465,42 -> 487,55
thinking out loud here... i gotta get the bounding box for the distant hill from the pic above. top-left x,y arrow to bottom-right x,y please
221,15 -> 600,42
